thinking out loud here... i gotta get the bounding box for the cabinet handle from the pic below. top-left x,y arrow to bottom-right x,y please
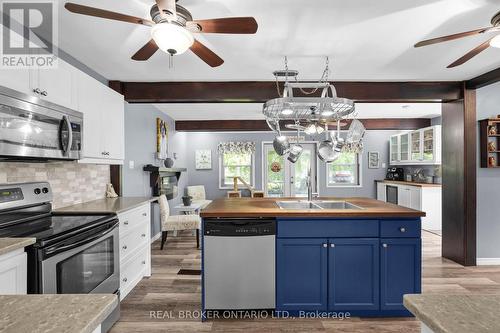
33,88 -> 41,94
122,277 -> 127,282
123,221 -> 129,225
330,243 -> 335,248
382,243 -> 388,248
399,227 -> 406,233
40,90 -> 47,96
142,260 -> 146,265
142,213 -> 147,216
122,245 -> 127,250
141,233 -> 146,237
322,243 -> 327,248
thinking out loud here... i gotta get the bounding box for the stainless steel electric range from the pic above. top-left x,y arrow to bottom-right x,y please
0,182 -> 120,332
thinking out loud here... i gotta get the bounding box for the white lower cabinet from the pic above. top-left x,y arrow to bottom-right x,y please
0,249 -> 27,294
118,203 -> 151,300
377,182 -> 441,230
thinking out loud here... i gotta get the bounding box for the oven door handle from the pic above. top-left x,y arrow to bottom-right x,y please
45,225 -> 115,256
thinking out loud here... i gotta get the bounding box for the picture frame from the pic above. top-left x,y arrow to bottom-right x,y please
195,149 -> 212,170
368,151 -> 380,169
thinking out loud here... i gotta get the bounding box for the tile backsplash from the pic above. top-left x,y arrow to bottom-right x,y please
0,162 -> 110,208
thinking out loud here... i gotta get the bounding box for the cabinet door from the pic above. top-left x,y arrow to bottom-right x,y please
328,239 -> 379,311
0,252 -> 27,294
408,186 -> 421,210
411,131 -> 422,161
380,238 -> 421,311
276,238 -> 328,311
397,186 -> 410,208
36,59 -> 77,109
377,183 -> 386,201
77,72 -> 104,159
390,136 -> 399,164
422,128 -> 435,162
0,30 -> 33,96
399,133 -> 410,162
102,90 -> 124,160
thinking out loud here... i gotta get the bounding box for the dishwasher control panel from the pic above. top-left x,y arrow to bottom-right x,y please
203,219 -> 276,236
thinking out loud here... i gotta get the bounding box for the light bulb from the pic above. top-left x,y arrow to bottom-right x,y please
322,110 -> 334,117
151,23 -> 194,55
305,124 -> 317,135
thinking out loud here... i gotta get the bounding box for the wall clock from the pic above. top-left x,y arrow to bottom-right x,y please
195,150 -> 212,170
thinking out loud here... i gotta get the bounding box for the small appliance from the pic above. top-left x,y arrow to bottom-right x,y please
386,167 -> 405,181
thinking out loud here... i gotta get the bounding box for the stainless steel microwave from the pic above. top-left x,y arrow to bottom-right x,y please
0,85 -> 83,161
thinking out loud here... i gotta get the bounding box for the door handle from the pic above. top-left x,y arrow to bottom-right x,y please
40,90 -> 47,96
382,243 -> 388,248
33,88 -> 41,94
322,243 -> 327,248
330,243 -> 335,248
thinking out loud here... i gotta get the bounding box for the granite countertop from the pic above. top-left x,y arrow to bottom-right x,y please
55,197 -> 157,214
0,238 -> 35,256
404,294 -> 500,333
200,197 -> 425,218
375,179 -> 442,187
0,294 -> 117,333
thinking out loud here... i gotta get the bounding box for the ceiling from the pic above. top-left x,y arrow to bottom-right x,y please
153,103 -> 442,120
58,0 -> 500,82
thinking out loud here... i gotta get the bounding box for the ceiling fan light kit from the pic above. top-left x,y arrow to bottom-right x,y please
151,23 -> 194,55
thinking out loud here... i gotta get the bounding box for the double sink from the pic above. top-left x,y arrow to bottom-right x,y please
276,200 -> 363,210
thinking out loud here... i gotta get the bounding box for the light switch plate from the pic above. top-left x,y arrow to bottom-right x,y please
382,163 -> 386,168
129,160 -> 134,169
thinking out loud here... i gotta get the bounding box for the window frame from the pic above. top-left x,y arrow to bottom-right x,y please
325,152 -> 362,188
218,150 -> 256,189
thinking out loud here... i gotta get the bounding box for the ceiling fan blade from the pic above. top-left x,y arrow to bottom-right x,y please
190,40 -> 224,67
64,3 -> 153,27
414,27 -> 490,47
447,36 -> 496,68
190,17 -> 258,34
131,39 -> 159,61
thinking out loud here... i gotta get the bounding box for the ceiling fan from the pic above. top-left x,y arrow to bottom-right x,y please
414,11 -> 500,68
64,0 -> 258,67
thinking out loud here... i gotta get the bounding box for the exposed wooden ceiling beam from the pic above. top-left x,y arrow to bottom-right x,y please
109,81 -> 462,103
175,118 -> 432,132
466,67 -> 500,89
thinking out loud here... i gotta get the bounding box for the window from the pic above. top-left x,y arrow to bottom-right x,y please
326,152 -> 361,187
219,151 -> 255,188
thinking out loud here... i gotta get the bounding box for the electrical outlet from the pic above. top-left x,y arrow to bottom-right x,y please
129,160 -> 135,169
382,162 -> 386,168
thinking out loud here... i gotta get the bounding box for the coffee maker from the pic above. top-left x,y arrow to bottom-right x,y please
385,167 -> 404,181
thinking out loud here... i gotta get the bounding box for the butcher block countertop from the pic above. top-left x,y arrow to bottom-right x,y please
375,180 -> 442,187
200,197 -> 425,218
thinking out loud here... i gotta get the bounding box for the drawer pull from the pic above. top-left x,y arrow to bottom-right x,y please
322,243 -> 327,248
142,213 -> 147,217
382,243 -> 388,248
123,221 -> 129,225
141,233 -> 146,237
122,277 -> 127,282
142,260 -> 146,265
330,243 -> 335,248
399,227 -> 406,233
122,245 -> 127,250
41,90 -> 47,96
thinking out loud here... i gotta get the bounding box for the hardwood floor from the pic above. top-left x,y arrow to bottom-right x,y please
111,231 -> 500,332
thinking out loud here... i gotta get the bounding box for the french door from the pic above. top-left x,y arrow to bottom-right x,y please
263,143 -> 317,197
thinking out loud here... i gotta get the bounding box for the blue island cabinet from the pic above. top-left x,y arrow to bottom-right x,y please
276,218 -> 421,316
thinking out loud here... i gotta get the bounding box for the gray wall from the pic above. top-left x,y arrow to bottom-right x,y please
184,130 -> 397,200
122,103 -> 188,210
476,82 -> 500,259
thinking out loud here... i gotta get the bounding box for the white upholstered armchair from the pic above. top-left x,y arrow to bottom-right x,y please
158,195 -> 201,250
186,185 -> 212,209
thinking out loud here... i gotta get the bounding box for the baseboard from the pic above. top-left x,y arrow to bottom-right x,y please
477,258 -> 500,265
151,232 -> 161,242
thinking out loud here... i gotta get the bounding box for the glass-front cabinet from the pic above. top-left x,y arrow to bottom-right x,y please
389,125 -> 441,165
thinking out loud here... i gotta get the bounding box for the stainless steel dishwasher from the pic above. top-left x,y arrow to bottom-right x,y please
203,218 -> 276,310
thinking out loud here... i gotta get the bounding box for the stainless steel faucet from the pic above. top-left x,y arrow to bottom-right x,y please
306,168 -> 313,201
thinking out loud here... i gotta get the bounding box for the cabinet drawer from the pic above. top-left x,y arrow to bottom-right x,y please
380,220 -> 420,238
118,204 -> 150,236
120,245 -> 148,297
120,223 -> 148,262
278,219 -> 379,238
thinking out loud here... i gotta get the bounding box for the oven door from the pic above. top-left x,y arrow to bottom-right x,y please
40,221 -> 119,294
0,86 -> 82,160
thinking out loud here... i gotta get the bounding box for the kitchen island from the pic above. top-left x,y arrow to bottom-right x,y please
200,197 -> 425,317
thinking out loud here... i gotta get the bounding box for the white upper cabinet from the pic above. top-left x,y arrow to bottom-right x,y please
77,71 -> 124,164
389,125 -> 441,165
34,59 -> 78,110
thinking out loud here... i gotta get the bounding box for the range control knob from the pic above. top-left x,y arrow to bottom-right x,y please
34,188 -> 41,195
42,187 -> 49,194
